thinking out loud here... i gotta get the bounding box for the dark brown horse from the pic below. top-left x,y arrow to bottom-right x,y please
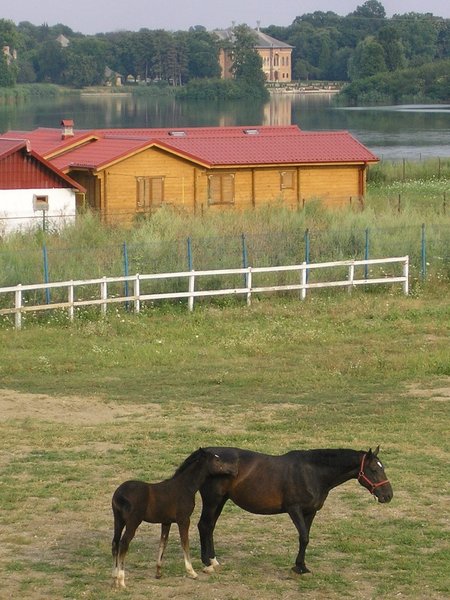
111,448 -> 238,588
198,446 -> 392,574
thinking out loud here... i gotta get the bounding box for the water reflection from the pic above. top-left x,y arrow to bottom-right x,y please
1,92 -> 449,160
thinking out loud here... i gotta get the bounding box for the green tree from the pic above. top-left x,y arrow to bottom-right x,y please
230,24 -> 268,98
0,18 -> 19,49
352,0 -> 386,19
63,38 -> 107,86
392,13 -> 438,67
185,30 -> 220,80
378,26 -> 405,71
348,36 -> 387,80
0,53 -> 16,86
34,39 -> 66,82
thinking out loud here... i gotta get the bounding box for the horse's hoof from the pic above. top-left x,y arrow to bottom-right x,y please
203,564 -> 215,574
291,566 -> 311,576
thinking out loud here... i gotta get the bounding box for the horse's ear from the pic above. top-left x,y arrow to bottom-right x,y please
367,447 -> 373,458
373,445 -> 380,457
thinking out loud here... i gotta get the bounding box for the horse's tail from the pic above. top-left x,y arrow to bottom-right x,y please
112,483 -> 133,516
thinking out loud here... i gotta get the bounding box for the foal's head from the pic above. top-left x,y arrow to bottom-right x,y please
357,446 -> 393,503
203,448 -> 239,477
176,448 -> 238,478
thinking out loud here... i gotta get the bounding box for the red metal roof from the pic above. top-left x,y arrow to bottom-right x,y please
1,125 -> 379,172
0,138 -> 86,191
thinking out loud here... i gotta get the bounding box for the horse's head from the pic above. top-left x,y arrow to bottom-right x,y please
203,449 -> 238,477
358,446 -> 393,503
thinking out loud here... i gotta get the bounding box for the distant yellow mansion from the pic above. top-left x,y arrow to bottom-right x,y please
214,27 -> 293,83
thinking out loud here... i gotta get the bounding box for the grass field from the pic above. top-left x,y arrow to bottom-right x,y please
0,286 -> 449,599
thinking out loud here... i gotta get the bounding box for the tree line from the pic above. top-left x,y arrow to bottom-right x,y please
1,1 -> 449,101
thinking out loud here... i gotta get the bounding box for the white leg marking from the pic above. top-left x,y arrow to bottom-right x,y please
116,568 -> 126,588
203,556 -> 220,574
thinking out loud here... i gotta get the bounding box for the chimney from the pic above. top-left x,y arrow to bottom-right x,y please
61,119 -> 74,139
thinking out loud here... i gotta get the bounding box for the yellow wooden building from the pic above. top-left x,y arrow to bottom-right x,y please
1,122 -> 378,223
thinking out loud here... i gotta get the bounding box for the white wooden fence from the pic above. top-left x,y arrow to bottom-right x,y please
0,256 -> 409,329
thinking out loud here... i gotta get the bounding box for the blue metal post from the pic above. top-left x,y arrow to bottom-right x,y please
123,241 -> 129,310
43,244 -> 50,304
364,227 -> 369,279
421,223 -> 426,281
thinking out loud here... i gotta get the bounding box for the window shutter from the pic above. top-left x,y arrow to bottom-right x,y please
222,174 -> 234,202
151,177 -> 163,204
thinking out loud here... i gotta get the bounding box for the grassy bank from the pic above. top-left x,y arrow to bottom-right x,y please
0,290 -> 449,599
0,83 -> 68,103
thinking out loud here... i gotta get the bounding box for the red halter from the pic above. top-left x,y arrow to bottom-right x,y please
357,453 -> 390,495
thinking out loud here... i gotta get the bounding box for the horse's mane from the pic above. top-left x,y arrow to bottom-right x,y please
303,448 -> 361,469
173,448 -> 205,476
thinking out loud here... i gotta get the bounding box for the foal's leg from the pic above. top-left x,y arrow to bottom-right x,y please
111,512 -> 125,586
287,507 -> 317,574
114,517 -> 142,588
198,495 -> 228,572
178,519 -> 198,579
155,523 -> 171,579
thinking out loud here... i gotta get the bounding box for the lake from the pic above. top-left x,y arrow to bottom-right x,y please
1,91 -> 450,160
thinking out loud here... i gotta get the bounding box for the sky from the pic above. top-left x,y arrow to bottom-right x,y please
2,1 -> 449,35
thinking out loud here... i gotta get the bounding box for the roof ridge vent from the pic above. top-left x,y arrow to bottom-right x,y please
168,130 -> 186,137
243,128 -> 259,135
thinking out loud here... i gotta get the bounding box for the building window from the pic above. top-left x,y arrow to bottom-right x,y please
136,176 -> 164,209
208,173 -> 235,204
280,171 -> 295,190
33,194 -> 49,211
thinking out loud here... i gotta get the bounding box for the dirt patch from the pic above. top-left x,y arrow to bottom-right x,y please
406,378 -> 450,401
0,388 -> 161,424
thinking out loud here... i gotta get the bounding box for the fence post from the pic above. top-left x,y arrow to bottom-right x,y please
304,228 -> 310,284
348,262 -> 355,293
187,237 -> 193,271
403,257 -> 409,295
134,274 -> 140,313
300,262 -> 307,300
241,233 -> 248,287
101,277 -> 108,316
188,271 -> 195,312
123,241 -> 129,310
421,223 -> 426,281
68,282 -> 74,321
43,245 -> 50,304
246,267 -> 252,306
15,284 -> 22,329
364,228 -> 369,279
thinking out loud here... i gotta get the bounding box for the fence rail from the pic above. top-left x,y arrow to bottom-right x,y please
0,256 -> 409,329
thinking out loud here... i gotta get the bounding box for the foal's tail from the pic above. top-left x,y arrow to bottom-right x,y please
112,489 -> 132,516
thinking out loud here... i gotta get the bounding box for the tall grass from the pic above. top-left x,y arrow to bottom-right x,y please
368,156 -> 450,184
